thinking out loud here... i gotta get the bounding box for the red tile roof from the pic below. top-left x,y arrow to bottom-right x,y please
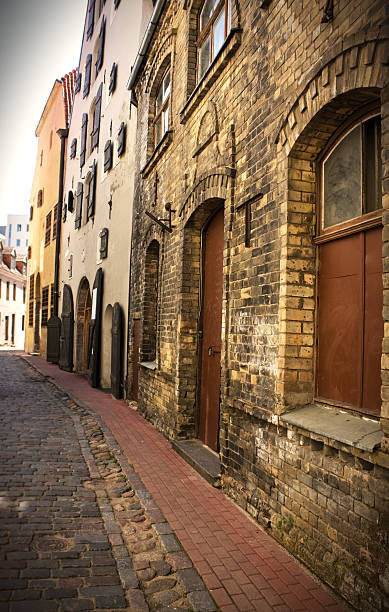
61,70 -> 77,127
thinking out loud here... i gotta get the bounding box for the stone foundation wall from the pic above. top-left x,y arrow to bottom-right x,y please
221,409 -> 389,611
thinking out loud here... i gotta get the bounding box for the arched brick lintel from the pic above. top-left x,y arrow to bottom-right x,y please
179,167 -> 234,225
276,36 -> 389,156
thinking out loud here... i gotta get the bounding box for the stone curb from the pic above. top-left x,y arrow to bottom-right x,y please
21,356 -> 218,612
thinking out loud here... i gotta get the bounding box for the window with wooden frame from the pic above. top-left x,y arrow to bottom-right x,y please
44,211 -> 52,246
86,0 -> 95,40
52,204 -> 59,239
74,71 -> 81,95
13,283 -> 16,300
70,138 -> 77,159
28,274 -> 34,326
197,0 -> 232,81
50,283 -> 54,317
83,54 -> 92,98
6,282 -> 9,300
37,189 -> 43,207
315,112 -> 383,415
41,286 -> 49,327
154,69 -> 171,147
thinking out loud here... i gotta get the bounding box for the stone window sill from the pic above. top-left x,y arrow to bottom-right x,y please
141,131 -> 173,179
140,360 -> 157,371
280,403 -> 382,452
179,28 -> 242,125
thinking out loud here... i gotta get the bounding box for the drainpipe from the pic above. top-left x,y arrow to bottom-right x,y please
53,128 -> 68,316
46,127 -> 68,364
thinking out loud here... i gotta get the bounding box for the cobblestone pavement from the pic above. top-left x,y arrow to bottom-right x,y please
0,353 -> 215,611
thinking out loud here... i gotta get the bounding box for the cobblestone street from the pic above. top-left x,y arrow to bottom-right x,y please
0,353 -> 213,611
0,352 -> 348,611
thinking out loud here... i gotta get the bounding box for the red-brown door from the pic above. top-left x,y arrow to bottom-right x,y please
199,208 -> 224,451
317,227 -> 383,413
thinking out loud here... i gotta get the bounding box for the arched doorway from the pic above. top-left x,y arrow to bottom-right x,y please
101,304 -> 113,390
34,273 -> 41,353
199,207 -> 224,451
75,277 -> 92,373
281,89 -> 383,416
180,197 -> 225,451
59,284 -> 74,372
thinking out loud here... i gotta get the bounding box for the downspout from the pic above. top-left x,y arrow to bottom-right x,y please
127,0 -> 166,93
46,127 -> 68,364
53,128 -> 68,316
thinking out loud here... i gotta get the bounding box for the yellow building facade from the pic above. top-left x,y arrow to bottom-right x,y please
25,74 -> 75,356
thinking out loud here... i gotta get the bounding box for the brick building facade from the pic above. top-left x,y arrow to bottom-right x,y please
127,0 -> 389,608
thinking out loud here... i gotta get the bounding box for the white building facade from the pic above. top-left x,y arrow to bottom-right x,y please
58,0 -> 154,394
6,214 -> 29,255
0,243 -> 26,348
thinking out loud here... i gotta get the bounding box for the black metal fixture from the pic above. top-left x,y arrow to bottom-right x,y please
145,202 -> 175,233
321,0 -> 334,23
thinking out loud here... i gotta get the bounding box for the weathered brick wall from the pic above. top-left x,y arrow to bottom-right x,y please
127,0 -> 389,608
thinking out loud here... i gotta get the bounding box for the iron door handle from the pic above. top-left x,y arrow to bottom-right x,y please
208,346 -> 221,356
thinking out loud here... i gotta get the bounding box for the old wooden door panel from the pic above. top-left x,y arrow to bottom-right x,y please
59,285 -> 74,372
131,319 -> 140,401
199,208 -> 223,451
111,302 -> 123,399
363,227 -> 383,413
87,268 -> 103,387
317,233 -> 364,406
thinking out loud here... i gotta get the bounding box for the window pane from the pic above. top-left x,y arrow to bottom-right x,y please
364,117 -> 382,213
213,7 -> 226,57
163,71 -> 170,101
155,115 -> 162,144
163,107 -> 169,134
228,0 -> 232,32
199,36 -> 211,80
323,125 -> 361,228
156,86 -> 163,113
200,0 -> 213,30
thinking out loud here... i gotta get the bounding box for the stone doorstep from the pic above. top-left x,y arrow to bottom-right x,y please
172,439 -> 221,488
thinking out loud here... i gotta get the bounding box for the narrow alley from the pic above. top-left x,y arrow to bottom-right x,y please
0,352 -> 347,611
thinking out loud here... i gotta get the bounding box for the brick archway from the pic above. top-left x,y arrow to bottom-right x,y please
276,87 -> 385,416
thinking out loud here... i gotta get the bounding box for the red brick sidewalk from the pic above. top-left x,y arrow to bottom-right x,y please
24,355 -> 347,612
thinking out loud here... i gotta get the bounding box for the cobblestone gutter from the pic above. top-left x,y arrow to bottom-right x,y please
10,357 -> 217,611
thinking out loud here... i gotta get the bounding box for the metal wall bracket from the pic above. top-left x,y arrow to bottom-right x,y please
145,202 -> 175,233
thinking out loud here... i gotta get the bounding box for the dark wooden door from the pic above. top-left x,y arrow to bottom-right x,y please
59,285 -> 74,372
87,268 -> 103,387
11,315 -> 15,344
199,208 -> 224,451
131,319 -> 140,401
317,227 -> 382,412
111,302 -> 123,399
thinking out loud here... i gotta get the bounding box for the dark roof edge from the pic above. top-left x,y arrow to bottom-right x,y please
127,0 -> 166,91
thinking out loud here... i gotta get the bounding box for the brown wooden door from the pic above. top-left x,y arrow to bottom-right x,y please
317,227 -> 382,413
199,208 -> 224,451
131,319 -> 140,401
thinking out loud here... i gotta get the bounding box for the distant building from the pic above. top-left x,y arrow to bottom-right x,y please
0,226 -> 6,243
0,242 -> 26,348
25,72 -> 75,356
6,214 -> 29,255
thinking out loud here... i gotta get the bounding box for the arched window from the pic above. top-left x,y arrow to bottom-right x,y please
198,0 -> 232,81
154,69 -> 170,147
316,113 -> 382,414
142,240 -> 160,362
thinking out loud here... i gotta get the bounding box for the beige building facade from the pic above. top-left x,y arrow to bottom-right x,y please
58,0 -> 154,394
25,75 -> 75,356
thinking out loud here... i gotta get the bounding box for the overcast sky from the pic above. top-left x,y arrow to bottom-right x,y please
0,0 -> 88,227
